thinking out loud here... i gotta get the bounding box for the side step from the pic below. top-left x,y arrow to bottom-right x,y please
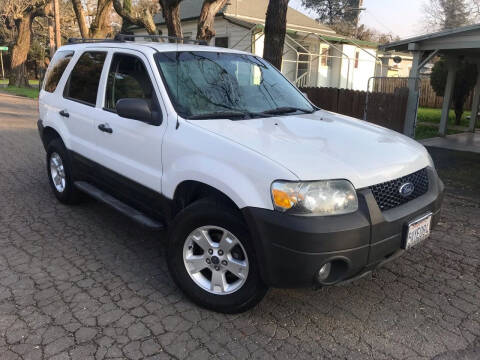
74,181 -> 165,230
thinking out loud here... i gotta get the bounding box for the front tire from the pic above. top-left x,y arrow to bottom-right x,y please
167,199 -> 268,313
46,138 -> 81,204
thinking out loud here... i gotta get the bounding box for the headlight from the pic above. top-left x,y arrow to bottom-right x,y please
426,151 -> 436,169
271,180 -> 358,216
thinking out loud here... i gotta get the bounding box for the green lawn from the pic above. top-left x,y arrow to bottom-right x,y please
0,79 -> 39,85
415,124 -> 462,140
417,107 -> 477,128
0,86 -> 39,99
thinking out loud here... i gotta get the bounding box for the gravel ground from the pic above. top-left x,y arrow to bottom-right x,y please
0,93 -> 479,359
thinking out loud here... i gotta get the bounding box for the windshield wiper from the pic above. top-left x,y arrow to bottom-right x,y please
187,111 -> 249,120
260,106 -> 315,115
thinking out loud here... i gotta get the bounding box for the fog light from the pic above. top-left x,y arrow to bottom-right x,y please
317,262 -> 331,281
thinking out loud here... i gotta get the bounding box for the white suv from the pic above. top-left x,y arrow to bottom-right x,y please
38,38 -> 444,313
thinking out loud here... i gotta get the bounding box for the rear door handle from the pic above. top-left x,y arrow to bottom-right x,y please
59,110 -> 69,117
98,123 -> 113,134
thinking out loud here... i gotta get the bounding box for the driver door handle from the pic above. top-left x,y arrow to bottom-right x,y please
59,109 -> 69,118
98,123 -> 113,134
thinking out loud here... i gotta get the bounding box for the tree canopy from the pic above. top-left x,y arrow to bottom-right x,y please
430,59 -> 478,125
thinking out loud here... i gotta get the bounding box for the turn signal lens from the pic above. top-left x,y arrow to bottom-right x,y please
272,189 -> 294,210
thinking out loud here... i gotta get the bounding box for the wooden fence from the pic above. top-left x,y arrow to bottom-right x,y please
300,87 -> 409,133
372,77 -> 474,109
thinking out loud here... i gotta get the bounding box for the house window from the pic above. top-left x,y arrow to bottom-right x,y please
354,51 -> 360,69
215,37 -> 229,48
320,47 -> 329,67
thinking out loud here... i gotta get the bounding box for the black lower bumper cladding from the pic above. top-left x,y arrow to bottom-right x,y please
243,167 -> 445,288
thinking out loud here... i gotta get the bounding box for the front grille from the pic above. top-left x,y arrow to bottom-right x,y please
369,168 -> 429,211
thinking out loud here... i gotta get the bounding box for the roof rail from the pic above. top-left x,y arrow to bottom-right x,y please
67,34 -> 208,46
67,38 -> 118,44
114,34 -> 208,45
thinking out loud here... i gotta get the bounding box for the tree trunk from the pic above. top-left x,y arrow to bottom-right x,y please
90,0 -> 114,38
113,0 -> 158,35
48,16 -> 56,56
454,98 -> 463,126
71,0 -> 89,38
197,0 -> 227,42
9,15 -> 34,87
53,0 -> 62,48
263,0 -> 289,70
160,0 -> 183,41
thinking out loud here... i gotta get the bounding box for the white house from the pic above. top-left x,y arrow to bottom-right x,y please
132,0 -> 381,91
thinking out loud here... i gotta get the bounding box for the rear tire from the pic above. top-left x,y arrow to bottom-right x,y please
167,199 -> 268,313
46,138 -> 81,204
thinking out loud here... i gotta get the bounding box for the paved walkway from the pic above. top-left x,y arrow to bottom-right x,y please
0,93 -> 479,359
420,132 -> 480,154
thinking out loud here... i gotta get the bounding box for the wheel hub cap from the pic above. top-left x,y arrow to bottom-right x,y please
49,152 -> 66,193
183,225 -> 249,295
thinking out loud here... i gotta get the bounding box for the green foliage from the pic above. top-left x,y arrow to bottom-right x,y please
430,58 -> 478,125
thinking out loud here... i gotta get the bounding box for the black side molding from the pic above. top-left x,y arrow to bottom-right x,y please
74,181 -> 165,230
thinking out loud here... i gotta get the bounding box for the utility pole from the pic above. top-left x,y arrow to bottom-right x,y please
53,0 -> 61,50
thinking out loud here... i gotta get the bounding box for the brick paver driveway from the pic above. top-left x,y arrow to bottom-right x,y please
0,93 -> 479,359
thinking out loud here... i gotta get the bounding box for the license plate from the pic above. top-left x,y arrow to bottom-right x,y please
405,214 -> 432,249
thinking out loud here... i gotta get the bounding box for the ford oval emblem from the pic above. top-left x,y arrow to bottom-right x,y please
399,182 -> 415,197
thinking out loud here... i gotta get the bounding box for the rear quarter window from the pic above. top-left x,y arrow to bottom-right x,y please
43,50 -> 75,93
63,51 -> 107,106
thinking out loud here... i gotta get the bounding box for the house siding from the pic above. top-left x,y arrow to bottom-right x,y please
132,17 -> 253,53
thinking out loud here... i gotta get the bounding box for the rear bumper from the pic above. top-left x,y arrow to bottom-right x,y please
242,167 -> 444,288
37,119 -> 46,149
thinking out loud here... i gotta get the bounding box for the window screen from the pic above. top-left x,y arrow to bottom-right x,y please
104,53 -> 154,111
43,50 -> 74,93
64,51 -> 107,105
215,37 -> 229,48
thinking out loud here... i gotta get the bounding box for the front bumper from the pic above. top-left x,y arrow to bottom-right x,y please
242,167 -> 444,287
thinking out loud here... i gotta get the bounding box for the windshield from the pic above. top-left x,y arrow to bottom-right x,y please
155,51 -> 315,119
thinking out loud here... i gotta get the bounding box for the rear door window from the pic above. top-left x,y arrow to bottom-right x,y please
104,53 -> 154,112
64,51 -> 107,106
43,50 -> 75,93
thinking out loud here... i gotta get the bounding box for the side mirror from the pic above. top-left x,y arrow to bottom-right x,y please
116,98 -> 161,125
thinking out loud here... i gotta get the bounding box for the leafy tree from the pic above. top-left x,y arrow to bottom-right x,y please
423,0 -> 475,30
430,58 -> 478,125
301,0 -> 361,35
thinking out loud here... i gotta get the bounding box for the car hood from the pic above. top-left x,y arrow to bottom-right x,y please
186,110 -> 431,189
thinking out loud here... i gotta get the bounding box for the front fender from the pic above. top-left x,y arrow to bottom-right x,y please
162,122 -> 298,210
163,154 -> 272,209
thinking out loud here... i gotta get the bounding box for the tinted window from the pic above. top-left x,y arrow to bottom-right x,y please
105,53 -> 154,111
64,51 -> 107,105
43,50 -> 74,92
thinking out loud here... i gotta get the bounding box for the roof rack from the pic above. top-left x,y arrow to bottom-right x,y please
67,34 -> 208,45
114,34 -> 208,45
67,38 -> 118,44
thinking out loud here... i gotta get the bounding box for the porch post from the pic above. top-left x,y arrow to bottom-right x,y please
468,61 -> 480,132
404,47 -> 423,137
439,57 -> 457,136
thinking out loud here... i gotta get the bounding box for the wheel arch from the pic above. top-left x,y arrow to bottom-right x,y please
41,126 -> 64,149
173,180 -> 240,217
